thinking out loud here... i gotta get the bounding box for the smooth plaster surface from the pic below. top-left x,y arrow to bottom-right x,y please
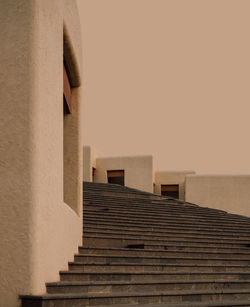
154,171 -> 195,200
185,175 -> 250,217
95,155 -> 154,193
0,1 -> 83,306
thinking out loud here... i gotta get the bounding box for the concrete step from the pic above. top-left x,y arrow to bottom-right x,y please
83,214 -> 250,230
84,194 -> 204,207
84,191 -> 160,199
78,246 -> 250,258
84,198 -> 193,209
83,235 -> 250,248
135,244 -> 250,252
83,183 -> 157,196
84,218 -> 250,233
83,194 -> 243,218
39,302 -> 250,307
83,185 -> 181,196
73,254 -> 250,266
82,232 -> 250,244
46,279 -> 250,294
80,239 -> 250,253
128,243 -> 250,252
84,204 -> 248,222
20,289 -> 250,307
84,303 -> 250,307
84,201 -> 250,226
83,199 -> 224,213
84,203 -> 232,218
83,227 -> 250,240
68,262 -> 250,273
60,270 -> 250,282
83,229 -> 250,243
84,193 -> 165,202
83,211 -> 250,227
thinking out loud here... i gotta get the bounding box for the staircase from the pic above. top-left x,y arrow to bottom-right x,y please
21,181 -> 250,306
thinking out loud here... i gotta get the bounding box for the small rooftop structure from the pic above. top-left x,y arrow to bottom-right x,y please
154,170 -> 196,201
83,146 -> 196,197
83,146 -> 154,193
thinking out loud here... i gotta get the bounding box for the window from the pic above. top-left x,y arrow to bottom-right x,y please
92,167 -> 96,182
107,170 -> 125,186
161,184 -> 179,199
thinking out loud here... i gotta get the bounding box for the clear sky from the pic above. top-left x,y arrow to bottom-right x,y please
77,0 -> 250,174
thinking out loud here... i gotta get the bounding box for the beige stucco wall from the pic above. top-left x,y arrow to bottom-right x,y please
154,171 -> 195,200
0,1 -> 83,306
83,145 -> 99,181
185,175 -> 250,217
94,155 -> 154,193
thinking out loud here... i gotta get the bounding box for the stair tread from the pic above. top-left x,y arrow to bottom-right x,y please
75,253 -> 250,260
79,246 -> 250,254
20,288 -> 250,299
47,279 -> 250,286
79,303 -> 250,307
83,230 -> 250,240
74,302 -> 250,307
84,207 -> 249,220
84,210 -> 250,221
70,261 -> 250,266
60,270 -> 250,275
84,226 -> 250,235
84,220 -> 250,232
83,234 -> 250,244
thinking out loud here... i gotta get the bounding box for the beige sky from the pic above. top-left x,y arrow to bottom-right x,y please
77,0 -> 250,174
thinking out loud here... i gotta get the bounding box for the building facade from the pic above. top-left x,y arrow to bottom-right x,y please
83,146 -> 196,197
0,1 -> 83,306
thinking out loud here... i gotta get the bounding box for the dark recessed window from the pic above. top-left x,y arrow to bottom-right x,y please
92,167 -> 96,181
161,184 -> 179,199
107,170 -> 125,186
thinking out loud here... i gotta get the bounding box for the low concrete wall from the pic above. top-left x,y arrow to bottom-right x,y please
185,175 -> 250,217
154,171 -> 195,200
95,155 -> 154,193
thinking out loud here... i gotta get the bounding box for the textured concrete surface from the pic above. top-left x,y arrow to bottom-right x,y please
186,175 -> 250,217
0,1 -> 83,306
